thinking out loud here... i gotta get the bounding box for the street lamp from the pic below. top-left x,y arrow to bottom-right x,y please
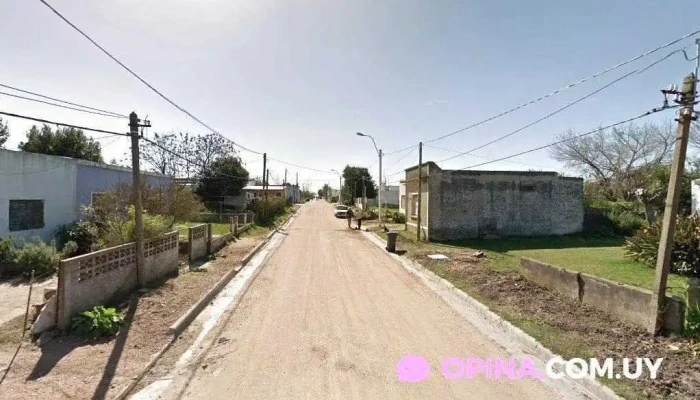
331,169 -> 342,204
356,132 -> 383,226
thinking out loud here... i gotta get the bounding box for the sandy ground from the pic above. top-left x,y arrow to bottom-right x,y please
0,236 -> 263,400
0,277 -> 56,327
178,201 -> 565,400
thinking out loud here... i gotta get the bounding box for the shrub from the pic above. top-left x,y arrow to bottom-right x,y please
624,214 -> 700,277
61,241 -> 79,259
103,206 -> 174,247
392,212 -> 407,223
171,185 -> 204,221
55,220 -> 103,256
14,238 -> 61,277
0,236 -> 17,264
584,200 -> 646,237
247,198 -> 289,226
71,306 -> 124,339
685,303 -> 700,338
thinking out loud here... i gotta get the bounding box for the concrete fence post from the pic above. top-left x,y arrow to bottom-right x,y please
689,277 -> 700,308
233,215 -> 239,236
250,212 -> 255,224
242,213 -> 247,225
188,226 -> 194,263
206,223 -> 213,255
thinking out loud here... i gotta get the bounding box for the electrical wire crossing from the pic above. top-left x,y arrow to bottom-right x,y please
379,28 -> 700,154
0,110 -> 130,136
37,0 -> 334,175
0,82 -> 127,118
433,47 -> 691,165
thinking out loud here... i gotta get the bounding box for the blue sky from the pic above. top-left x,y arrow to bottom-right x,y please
1,0 -> 700,190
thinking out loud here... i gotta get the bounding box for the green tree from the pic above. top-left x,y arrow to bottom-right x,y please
342,166 -> 376,201
19,124 -> 103,162
194,155 -> 249,201
318,184 -> 331,199
0,117 -> 8,148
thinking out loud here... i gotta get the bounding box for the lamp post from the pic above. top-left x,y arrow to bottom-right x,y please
331,169 -> 342,204
356,132 -> 382,226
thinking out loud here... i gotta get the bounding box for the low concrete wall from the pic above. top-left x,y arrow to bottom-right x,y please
520,258 -> 685,332
56,231 -> 179,330
210,232 -> 234,253
188,224 -> 208,262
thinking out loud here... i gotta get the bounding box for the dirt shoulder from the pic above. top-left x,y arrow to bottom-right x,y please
375,228 -> 700,400
0,234 -> 265,400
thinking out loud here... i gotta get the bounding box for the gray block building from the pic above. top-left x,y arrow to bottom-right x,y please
400,162 -> 584,241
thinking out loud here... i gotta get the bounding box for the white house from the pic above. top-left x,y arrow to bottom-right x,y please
0,149 -> 173,242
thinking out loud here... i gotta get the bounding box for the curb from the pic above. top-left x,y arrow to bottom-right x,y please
170,210 -> 297,335
115,209 -> 298,400
362,231 -> 621,400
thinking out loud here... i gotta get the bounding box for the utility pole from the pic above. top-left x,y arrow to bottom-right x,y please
649,70 -> 697,334
378,149 -> 383,227
266,169 -> 270,201
362,176 -> 367,209
262,152 -> 267,190
417,142 -> 423,241
129,112 -> 149,286
284,168 -> 287,186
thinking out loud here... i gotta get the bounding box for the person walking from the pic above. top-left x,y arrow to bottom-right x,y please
346,207 -> 354,229
356,209 -> 363,230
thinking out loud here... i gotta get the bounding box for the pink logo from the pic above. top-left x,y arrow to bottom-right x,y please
396,355 -> 431,382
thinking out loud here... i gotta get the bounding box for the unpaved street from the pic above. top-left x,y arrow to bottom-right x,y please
179,201 -> 565,399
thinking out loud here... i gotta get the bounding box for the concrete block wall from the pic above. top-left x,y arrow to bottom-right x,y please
56,231 -> 179,330
188,224 -> 208,262
428,171 -> 583,240
521,258 -> 685,332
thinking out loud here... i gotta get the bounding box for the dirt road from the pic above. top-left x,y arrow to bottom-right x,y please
179,201 -> 566,399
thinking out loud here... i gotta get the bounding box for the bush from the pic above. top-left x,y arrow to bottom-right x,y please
171,185 -> 204,221
685,302 -> 700,338
55,220 -> 103,256
14,238 -> 61,277
0,236 -> 17,264
247,197 -> 289,226
392,212 -> 407,223
584,200 -> 646,237
71,306 -> 124,339
61,241 -> 79,259
624,214 -> 700,277
103,206 -> 174,247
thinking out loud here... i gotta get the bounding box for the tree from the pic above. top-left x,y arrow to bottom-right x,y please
19,124 -> 103,162
0,117 -> 8,148
141,132 -> 181,175
342,166 -> 377,202
318,184 -> 331,199
194,155 -> 249,200
549,122 -> 674,200
190,133 -> 236,176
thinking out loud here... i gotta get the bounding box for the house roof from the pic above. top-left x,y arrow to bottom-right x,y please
0,148 -> 172,178
404,161 -> 442,173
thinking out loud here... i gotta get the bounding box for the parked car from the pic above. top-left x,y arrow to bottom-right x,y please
334,205 -> 351,218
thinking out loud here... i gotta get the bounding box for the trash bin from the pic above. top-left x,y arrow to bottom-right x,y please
386,231 -> 398,253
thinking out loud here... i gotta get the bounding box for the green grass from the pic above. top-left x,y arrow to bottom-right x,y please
453,235 -> 688,298
176,222 -> 232,237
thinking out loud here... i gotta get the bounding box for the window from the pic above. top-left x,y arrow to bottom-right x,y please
411,194 -> 419,217
9,199 -> 44,231
277,193 -> 281,197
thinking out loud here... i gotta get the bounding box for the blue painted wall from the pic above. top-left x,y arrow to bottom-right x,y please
75,164 -> 173,213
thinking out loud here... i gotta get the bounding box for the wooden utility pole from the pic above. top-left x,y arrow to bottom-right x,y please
417,142 -> 423,241
284,168 -> 287,186
262,152 -> 267,190
129,112 -> 146,286
266,169 -> 270,201
649,72 -> 697,334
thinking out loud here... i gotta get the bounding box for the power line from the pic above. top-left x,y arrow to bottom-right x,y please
457,106 -> 679,170
398,105 -> 678,184
424,143 -> 551,170
377,29 -> 700,152
0,82 -> 127,118
0,110 -> 129,136
433,48 -> 688,165
0,90 -> 126,118
38,0 -> 331,174
140,136 -> 253,181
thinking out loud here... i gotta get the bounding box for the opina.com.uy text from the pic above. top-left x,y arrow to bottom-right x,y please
396,355 -> 663,382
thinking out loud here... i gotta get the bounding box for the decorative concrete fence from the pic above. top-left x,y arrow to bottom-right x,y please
521,258 -> 686,332
210,232 -> 235,253
56,231 -> 179,330
188,224 -> 208,262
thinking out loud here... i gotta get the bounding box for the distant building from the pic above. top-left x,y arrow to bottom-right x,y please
0,149 -> 173,242
400,162 -> 583,241
380,185 -> 400,207
243,184 -> 300,204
